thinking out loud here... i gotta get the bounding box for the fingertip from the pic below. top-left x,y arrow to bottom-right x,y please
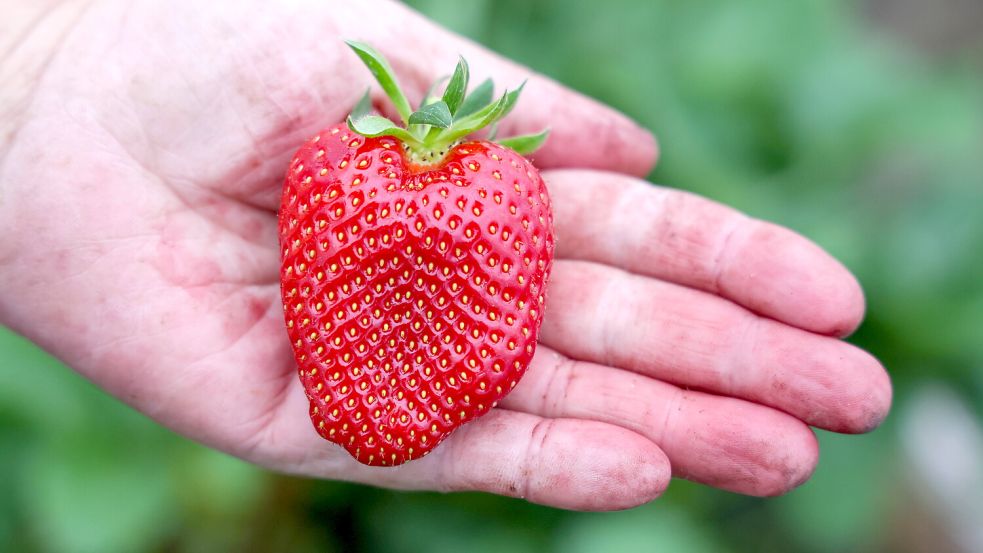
836,348 -> 893,434
726,221 -> 868,336
618,430 -> 673,507
756,421 -> 819,497
867,361 -> 894,432
600,434 -> 672,510
797,239 -> 867,338
759,323 -> 893,434
797,425 -> 821,486
673,392 -> 821,497
805,344 -> 892,435
815,260 -> 867,338
595,113 -> 659,178
525,420 -> 671,511
625,123 -> 660,178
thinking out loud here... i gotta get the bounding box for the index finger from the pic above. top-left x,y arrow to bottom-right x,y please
364,1 -> 659,177
546,169 -> 867,336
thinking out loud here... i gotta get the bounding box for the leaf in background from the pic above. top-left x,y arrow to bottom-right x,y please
363,494 -> 543,553
772,429 -> 896,553
22,435 -> 177,553
552,505 -> 732,553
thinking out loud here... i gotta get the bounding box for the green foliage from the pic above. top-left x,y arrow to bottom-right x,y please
498,129 -> 551,155
554,505 -> 732,553
408,100 -> 453,128
0,329 -> 269,553
456,78 -> 495,118
773,430 -> 898,553
441,57 -> 470,114
346,45 -> 545,159
2,0 -> 981,551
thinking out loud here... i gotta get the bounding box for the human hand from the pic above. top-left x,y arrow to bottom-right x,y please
0,0 -> 890,511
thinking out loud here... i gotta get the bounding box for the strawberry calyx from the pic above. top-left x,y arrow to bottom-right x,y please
345,41 -> 549,165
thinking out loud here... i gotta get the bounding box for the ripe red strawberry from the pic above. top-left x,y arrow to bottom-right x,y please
278,42 -> 554,466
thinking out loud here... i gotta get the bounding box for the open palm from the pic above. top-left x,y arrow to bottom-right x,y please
0,0 -> 890,511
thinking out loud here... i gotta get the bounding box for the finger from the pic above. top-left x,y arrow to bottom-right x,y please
361,1 -> 658,177
189,0 -> 655,212
426,410 -> 670,510
501,346 -> 819,496
249,382 -> 670,511
545,169 -> 866,336
541,260 -> 893,434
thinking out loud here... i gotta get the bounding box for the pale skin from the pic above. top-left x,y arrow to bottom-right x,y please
0,0 -> 891,511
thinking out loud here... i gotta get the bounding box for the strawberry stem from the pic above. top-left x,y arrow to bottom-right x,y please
344,41 -> 549,163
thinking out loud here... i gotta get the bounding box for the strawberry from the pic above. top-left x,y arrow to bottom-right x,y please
278,42 -> 554,466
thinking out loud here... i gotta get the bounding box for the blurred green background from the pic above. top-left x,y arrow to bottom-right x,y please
2,0 -> 982,551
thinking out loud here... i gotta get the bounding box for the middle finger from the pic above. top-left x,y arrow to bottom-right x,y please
539,260 -> 891,434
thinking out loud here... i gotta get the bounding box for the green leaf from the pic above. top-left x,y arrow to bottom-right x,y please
438,83 -> 526,145
490,80 -> 525,124
345,40 -> 413,124
347,115 -> 420,144
350,89 -> 372,120
456,78 -> 494,118
408,101 -> 453,129
462,94 -> 504,127
498,128 -> 550,155
442,57 -> 470,114
446,91 -> 507,136
464,82 -> 524,131
347,114 -> 397,135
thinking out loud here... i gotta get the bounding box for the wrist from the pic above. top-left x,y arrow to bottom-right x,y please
0,1 -> 91,155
